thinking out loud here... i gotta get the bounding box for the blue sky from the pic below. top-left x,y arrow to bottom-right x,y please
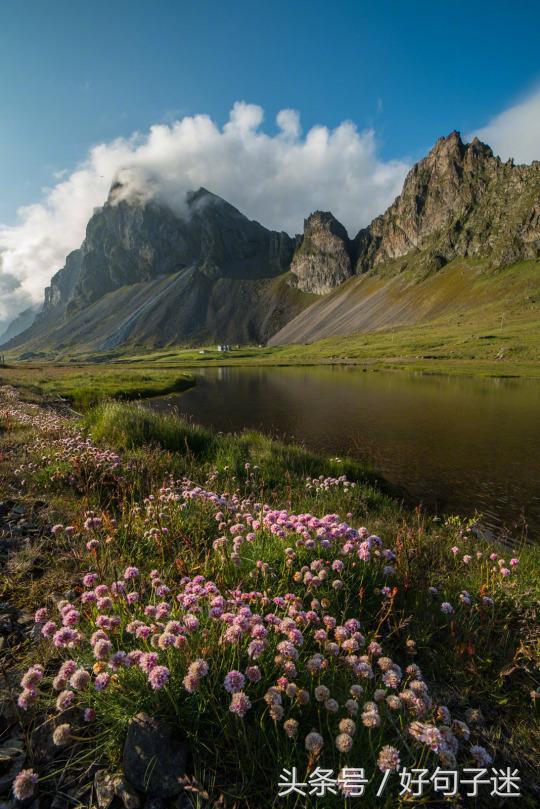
1,0 -> 539,224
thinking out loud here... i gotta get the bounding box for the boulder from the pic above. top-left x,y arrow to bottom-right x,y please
122,714 -> 188,798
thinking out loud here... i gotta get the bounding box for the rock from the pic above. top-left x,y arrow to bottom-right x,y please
290,211 -> 353,294
115,778 -> 141,809
354,131 -> 540,273
122,714 -> 188,798
94,770 -> 118,809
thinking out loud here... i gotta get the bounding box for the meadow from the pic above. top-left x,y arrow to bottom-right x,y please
1,388 -> 539,807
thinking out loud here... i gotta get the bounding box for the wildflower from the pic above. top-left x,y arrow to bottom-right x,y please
482,596 -> 494,606
245,665 -> 261,683
335,733 -> 353,753
55,690 -> 74,711
377,745 -> 401,772
94,672 -> 110,691
270,703 -> 284,721
189,659 -> 209,678
52,723 -> 71,747
20,665 -> 44,689
18,689 -> 37,710
12,769 -> 38,800
470,744 -> 493,766
69,669 -> 90,690
510,558 -> 519,567
305,731 -> 324,753
339,718 -> 356,736
350,684 -> 364,698
314,685 -> 330,702
148,666 -> 170,690
34,607 -> 47,624
124,565 -> 139,579
440,602 -> 454,615
41,620 -> 57,638
84,708 -> 96,722
93,638 -> 112,660
229,691 -> 251,717
82,572 -> 99,587
283,719 -> 299,739
325,698 -> 339,713
436,705 -> 452,724
224,670 -> 245,693
139,652 -> 158,673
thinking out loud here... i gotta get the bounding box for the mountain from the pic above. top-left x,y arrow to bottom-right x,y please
0,306 -> 39,345
5,131 -> 540,355
289,211 -> 354,294
4,187 -> 310,352
272,132 -> 540,344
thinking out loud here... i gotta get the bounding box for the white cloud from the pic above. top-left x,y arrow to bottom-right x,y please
472,86 -> 540,164
0,101 -> 408,329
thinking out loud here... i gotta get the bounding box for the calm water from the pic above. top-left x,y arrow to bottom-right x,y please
148,366 -> 540,543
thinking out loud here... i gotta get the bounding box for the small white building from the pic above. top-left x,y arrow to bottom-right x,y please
217,344 -> 231,352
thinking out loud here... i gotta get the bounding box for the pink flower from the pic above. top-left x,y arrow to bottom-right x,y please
229,691 -> 251,717
41,620 -> 57,638
34,607 -> 47,624
56,690 -> 75,711
224,670 -> 245,693
245,666 -> 261,683
124,566 -> 139,579
510,558 -> 519,567
12,768 -> 38,800
94,672 -> 110,691
451,546 -> 459,555
84,707 -> 96,722
148,665 -> 170,690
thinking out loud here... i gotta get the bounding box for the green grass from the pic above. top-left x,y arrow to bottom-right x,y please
0,365 -> 195,409
85,401 -> 386,499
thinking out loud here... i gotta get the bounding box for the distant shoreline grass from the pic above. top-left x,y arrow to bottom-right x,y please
0,365 -> 195,409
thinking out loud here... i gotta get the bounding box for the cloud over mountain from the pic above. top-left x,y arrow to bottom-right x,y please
0,103 -> 408,330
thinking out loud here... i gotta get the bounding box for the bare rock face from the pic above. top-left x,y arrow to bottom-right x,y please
354,131 -> 540,272
43,187 -> 295,314
290,211 -> 353,294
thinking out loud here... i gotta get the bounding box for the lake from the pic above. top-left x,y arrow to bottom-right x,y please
147,366 -> 540,543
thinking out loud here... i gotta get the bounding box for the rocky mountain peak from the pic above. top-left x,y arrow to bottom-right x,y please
354,131 -> 539,273
289,210 -> 353,294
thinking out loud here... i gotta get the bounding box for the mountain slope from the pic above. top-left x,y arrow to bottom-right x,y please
269,257 -> 540,345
